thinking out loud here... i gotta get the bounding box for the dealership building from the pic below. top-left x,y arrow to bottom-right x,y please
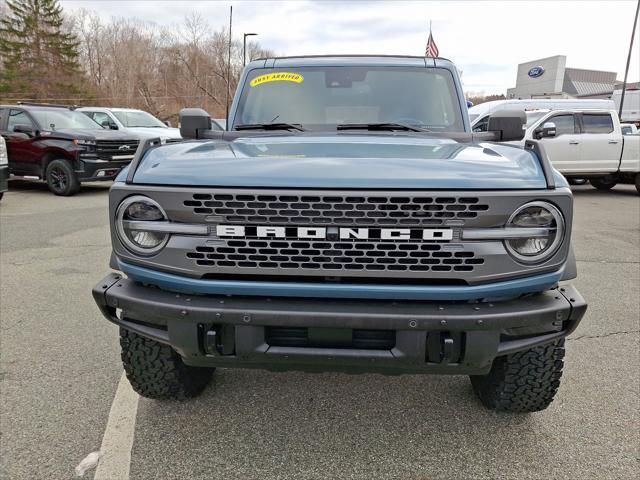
506,55 -> 620,100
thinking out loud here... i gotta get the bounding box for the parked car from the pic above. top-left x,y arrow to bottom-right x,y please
93,55 -> 586,413
0,135 -> 7,200
77,107 -> 182,141
0,103 -> 140,195
512,109 -> 640,193
470,99 -> 615,132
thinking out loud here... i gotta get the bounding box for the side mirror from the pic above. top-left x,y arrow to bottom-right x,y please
535,122 -> 556,139
13,124 -> 35,136
101,120 -> 118,130
163,120 -> 171,127
179,108 -> 212,139
487,110 -> 525,141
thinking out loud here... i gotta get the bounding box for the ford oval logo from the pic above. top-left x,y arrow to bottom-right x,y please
528,66 -> 545,78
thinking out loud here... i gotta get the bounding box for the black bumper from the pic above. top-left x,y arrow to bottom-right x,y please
76,158 -> 131,182
93,274 -> 587,375
0,165 -> 8,193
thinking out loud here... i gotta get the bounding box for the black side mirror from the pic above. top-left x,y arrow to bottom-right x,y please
163,120 -> 171,127
487,110 -> 526,142
179,108 -> 212,139
13,124 -> 35,136
534,122 -> 556,139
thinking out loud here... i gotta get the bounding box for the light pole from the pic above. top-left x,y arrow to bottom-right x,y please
243,32 -> 258,66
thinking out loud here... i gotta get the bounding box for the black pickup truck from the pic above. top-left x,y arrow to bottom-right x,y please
0,103 -> 140,196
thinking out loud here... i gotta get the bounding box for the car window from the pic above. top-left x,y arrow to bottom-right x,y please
548,114 -> 576,136
113,110 -> 166,128
582,114 -> 614,134
621,126 -> 631,135
472,115 -> 490,132
8,109 -> 34,131
90,112 -> 113,127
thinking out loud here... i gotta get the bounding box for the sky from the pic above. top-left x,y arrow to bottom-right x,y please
60,0 -> 640,95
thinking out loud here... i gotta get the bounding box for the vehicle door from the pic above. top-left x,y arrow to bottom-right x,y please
4,109 -> 40,175
576,112 -> 622,173
536,113 -> 581,172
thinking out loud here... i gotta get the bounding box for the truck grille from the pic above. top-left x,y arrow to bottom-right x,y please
186,239 -> 484,273
96,140 -> 140,161
184,193 -> 489,226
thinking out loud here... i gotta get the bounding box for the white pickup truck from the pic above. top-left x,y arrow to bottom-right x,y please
515,109 -> 640,193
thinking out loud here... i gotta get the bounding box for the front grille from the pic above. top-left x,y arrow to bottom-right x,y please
186,239 -> 484,273
184,193 -> 489,226
96,140 -> 140,161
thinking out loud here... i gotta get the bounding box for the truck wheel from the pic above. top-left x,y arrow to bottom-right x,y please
589,177 -> 617,191
45,159 -> 80,196
45,160 -> 80,197
469,339 -> 565,413
635,174 -> 640,194
120,328 -> 214,400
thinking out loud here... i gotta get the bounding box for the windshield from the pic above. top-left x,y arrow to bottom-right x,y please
31,109 -> 103,130
113,110 -> 166,128
235,67 -> 464,131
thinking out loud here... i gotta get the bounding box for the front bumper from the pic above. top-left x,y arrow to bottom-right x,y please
93,273 -> 587,375
0,165 -> 8,193
76,158 -> 131,182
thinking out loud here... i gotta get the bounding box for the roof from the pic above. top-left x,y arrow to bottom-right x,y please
1,103 -> 74,110
251,54 -> 454,68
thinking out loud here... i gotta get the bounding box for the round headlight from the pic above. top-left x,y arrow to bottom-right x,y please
116,196 -> 169,255
505,201 -> 565,264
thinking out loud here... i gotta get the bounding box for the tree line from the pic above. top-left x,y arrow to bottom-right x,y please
0,0 -> 272,121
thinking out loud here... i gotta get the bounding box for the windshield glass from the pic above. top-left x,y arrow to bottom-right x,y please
31,109 -> 103,130
113,110 -> 166,128
235,67 -> 464,131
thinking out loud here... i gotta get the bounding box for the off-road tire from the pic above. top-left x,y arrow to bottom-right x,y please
470,339 -> 565,413
120,328 -> 214,400
589,176 -> 617,191
45,159 -> 80,196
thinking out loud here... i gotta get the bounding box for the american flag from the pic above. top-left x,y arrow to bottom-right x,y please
425,31 -> 439,58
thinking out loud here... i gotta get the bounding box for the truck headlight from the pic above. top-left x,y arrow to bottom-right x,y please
505,201 -> 565,264
116,196 -> 169,255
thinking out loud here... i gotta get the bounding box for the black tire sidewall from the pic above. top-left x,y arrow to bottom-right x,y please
46,159 -> 80,196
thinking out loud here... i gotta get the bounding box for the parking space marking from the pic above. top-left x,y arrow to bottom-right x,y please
94,371 -> 140,480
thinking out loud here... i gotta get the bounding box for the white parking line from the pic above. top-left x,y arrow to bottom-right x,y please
94,371 -> 140,480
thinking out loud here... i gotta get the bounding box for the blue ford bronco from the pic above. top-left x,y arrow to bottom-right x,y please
93,56 -> 587,412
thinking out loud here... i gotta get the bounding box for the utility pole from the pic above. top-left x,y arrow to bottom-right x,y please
243,32 -> 258,66
619,0 -> 640,118
226,5 -> 232,123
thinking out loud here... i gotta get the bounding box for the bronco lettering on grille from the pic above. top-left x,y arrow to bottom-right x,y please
216,225 -> 453,241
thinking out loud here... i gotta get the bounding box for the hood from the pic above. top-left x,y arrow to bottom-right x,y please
131,134 -> 547,189
47,128 -> 140,141
122,127 -> 182,139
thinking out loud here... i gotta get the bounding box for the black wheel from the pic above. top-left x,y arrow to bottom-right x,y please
469,339 -> 565,413
0,192 -> 3,201
635,173 -> 640,194
45,159 -> 80,196
120,328 -> 214,400
589,176 -> 617,191
567,177 -> 587,185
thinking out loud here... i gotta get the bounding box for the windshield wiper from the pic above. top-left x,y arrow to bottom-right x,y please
337,122 -> 430,132
235,123 -> 306,132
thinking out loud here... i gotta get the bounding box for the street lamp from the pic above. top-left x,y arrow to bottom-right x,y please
243,32 -> 258,66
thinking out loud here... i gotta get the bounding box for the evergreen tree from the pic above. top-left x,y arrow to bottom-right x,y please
0,0 -> 82,99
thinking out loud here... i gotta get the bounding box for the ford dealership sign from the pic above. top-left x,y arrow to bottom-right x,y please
528,66 -> 545,78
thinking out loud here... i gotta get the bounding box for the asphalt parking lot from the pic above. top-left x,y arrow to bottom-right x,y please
1,180 -> 638,480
